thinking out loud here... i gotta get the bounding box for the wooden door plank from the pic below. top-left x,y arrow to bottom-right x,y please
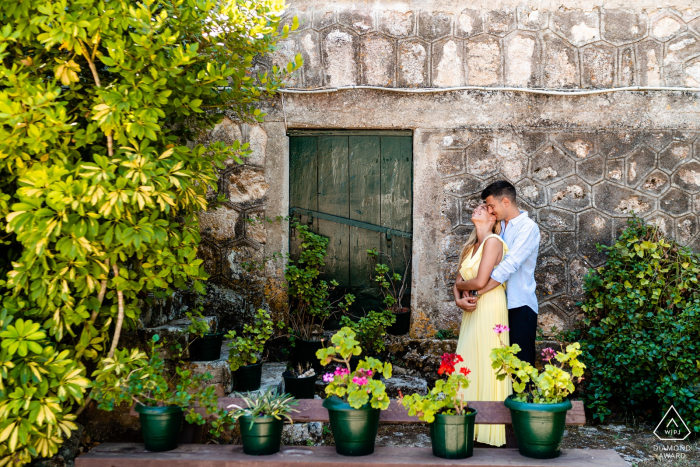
289,136 -> 318,261
78,444 -> 627,467
131,399 -> 586,426
317,136 -> 350,286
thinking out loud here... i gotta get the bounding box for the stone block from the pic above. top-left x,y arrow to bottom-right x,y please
690,17 -> 700,35
676,214 -> 698,244
505,32 -> 540,87
556,133 -> 596,159
456,9 -> 483,38
441,195 -> 461,230
625,146 -> 656,187
246,124 -> 267,166
321,28 -> 359,86
593,182 -> 654,216
552,232 -> 577,258
686,57 -> 700,86
313,5 -> 336,30
644,211 -> 672,236
542,32 -> 579,88
378,9 -> 415,37
581,43 -> 616,88
398,39 -> 429,87
598,131 -> 643,158
516,179 -> 547,207
521,132 -> 549,154
660,188 -> 690,216
338,8 -> 374,34
659,141 -> 692,172
226,166 -> 269,204
432,39 -> 465,87
418,11 -> 453,41
517,6 -> 549,31
537,304 -> 568,335
485,9 -> 516,36
645,131 -> 674,151
673,161 -> 700,193
464,137 -> 499,178
361,33 -> 396,86
636,40 -> 663,86
601,9 -> 648,45
538,207 -> 576,231
619,47 -> 635,86
299,30 -> 323,86
246,211 -> 267,245
577,155 -> 605,184
384,375 -> 429,398
551,9 -> 600,46
606,159 -> 624,182
578,209 -> 613,265
568,258 -> 591,296
271,39 -> 301,87
549,177 -> 592,212
436,149 -> 466,178
465,35 -> 502,86
443,174 -> 485,197
535,252 -> 567,298
496,136 -> 529,181
650,13 -> 685,41
641,170 -> 670,194
664,33 -> 700,84
199,206 -> 240,241
530,144 -> 575,182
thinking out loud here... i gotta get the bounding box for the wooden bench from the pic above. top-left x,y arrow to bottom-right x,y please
128,398 -> 587,449
74,399 -> 628,467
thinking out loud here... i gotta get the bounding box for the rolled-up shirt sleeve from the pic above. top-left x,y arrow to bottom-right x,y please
491,223 -> 540,284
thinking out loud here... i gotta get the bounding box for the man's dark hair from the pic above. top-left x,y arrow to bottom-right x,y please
481,180 -> 516,203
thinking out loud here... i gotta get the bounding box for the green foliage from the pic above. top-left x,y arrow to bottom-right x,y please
90,335 -> 229,435
577,217 -> 700,432
435,329 -> 458,340
490,329 -> 585,404
316,327 -> 392,410
185,307 -> 212,336
286,223 -> 354,340
339,310 -> 394,354
226,309 -> 281,372
227,387 -> 298,428
0,1 -> 300,464
367,248 -> 410,312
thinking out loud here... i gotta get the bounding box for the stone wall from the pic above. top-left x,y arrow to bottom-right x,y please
192,1 -> 700,336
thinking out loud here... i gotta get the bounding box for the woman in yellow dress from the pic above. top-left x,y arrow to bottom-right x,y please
452,203 -> 513,447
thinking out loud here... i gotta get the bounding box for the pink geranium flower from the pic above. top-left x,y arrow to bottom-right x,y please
352,376 -> 368,386
493,324 -> 510,334
323,373 -> 335,383
541,347 -> 556,363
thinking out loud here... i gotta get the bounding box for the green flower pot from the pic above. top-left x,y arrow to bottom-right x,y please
135,405 -> 183,452
239,415 -> 284,455
504,395 -> 572,459
233,362 -> 263,392
429,409 -> 477,459
188,332 -> 225,361
323,396 -> 380,456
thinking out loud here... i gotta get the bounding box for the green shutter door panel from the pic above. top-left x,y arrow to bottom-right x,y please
289,132 -> 412,316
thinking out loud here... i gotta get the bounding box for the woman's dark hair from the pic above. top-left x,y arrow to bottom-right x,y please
481,180 -> 516,203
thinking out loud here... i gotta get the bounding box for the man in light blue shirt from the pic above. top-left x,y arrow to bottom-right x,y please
478,180 -> 540,366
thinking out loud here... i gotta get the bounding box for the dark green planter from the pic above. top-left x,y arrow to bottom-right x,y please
189,332 -> 225,361
233,362 -> 262,392
294,339 -> 325,373
504,395 -> 572,459
429,410 -> 477,459
349,356 -> 380,380
283,371 -> 317,399
135,405 -> 183,452
387,308 -> 411,336
239,415 -> 283,455
323,396 -> 380,456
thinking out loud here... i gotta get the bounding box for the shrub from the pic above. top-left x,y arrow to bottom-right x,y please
339,310 -> 394,354
578,217 -> 700,432
0,1 -> 300,464
226,308 -> 282,371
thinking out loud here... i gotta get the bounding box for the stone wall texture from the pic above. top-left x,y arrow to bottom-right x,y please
192,2 -> 700,336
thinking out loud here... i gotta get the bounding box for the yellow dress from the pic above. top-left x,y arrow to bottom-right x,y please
454,234 -> 513,447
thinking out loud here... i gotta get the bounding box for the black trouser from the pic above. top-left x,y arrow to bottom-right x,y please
507,305 -> 538,367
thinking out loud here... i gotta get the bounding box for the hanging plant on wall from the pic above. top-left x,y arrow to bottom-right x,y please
0,1 -> 302,465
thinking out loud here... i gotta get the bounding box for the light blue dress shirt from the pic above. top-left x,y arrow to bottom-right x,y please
491,211 -> 540,313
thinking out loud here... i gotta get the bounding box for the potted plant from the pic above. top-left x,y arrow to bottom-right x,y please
367,247 -> 411,335
400,353 -> 476,459
91,335 -> 227,452
282,363 -> 317,399
227,308 -> 282,392
316,327 -> 393,456
490,324 -> 586,459
227,387 -> 299,455
184,307 -> 226,362
340,309 -> 393,373
286,222 -> 355,372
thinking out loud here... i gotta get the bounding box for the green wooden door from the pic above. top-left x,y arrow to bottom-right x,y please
289,130 -> 413,317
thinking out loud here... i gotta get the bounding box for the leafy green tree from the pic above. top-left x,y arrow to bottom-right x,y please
0,1 -> 301,465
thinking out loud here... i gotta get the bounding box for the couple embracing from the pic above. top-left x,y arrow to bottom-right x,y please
451,180 -> 541,447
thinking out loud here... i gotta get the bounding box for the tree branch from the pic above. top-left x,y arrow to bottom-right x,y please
107,262 -> 125,358
79,39 -> 114,158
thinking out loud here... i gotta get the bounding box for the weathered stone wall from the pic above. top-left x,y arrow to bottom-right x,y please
192,2 -> 700,336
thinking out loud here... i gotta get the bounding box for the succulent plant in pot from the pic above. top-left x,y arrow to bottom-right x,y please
227,308 -> 283,392
316,327 -> 392,456
400,353 -> 476,459
490,324 -> 586,459
91,335 -> 228,452
227,388 -> 299,455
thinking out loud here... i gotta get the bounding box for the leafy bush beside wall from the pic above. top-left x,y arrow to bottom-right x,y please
578,217 -> 700,433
